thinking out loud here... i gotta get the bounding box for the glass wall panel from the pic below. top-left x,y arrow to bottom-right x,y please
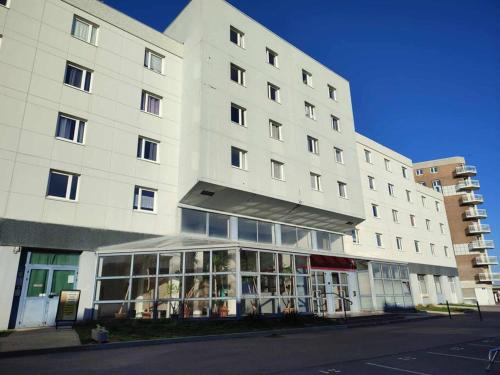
184,275 -> 210,298
257,222 -> 274,244
131,277 -> 156,300
238,218 -> 257,242
260,252 -> 276,273
260,298 -> 278,314
208,213 -> 229,238
158,253 -> 182,274
279,297 -> 295,313
281,225 -> 297,246
185,251 -> 210,273
242,276 -> 258,295
330,234 -> 344,253
316,231 -> 330,250
95,303 -> 129,319
96,279 -> 130,301
372,262 -> 412,309
133,254 -> 157,276
260,275 -> 277,296
296,276 -> 309,296
295,256 -> 308,274
212,250 -> 236,272
181,209 -> 207,234
211,300 -> 237,317
212,274 -> 237,298
183,300 -> 209,318
130,301 -> 155,319
241,298 -> 259,315
296,228 -> 311,249
279,254 -> 293,273
240,250 -> 257,272
279,275 -> 295,296
157,301 -> 180,319
372,263 -> 382,278
297,298 -> 310,313
99,255 -> 131,277
158,277 -> 182,299
30,252 -> 79,266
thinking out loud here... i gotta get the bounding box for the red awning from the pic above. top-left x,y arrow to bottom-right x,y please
310,255 -> 357,271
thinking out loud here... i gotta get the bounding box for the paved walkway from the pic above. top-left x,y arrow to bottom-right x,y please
0,327 -> 80,353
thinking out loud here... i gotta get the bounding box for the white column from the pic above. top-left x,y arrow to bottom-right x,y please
425,274 -> 438,305
409,273 -> 422,306
440,275 -> 453,304
367,262 -> 378,310
454,277 -> 464,303
77,251 -> 98,321
0,247 -> 21,329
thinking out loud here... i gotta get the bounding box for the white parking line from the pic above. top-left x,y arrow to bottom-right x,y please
365,362 -> 430,374
468,343 -> 497,348
427,351 -> 488,362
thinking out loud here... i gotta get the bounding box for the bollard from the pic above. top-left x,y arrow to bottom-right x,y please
446,300 -> 452,319
476,301 -> 483,322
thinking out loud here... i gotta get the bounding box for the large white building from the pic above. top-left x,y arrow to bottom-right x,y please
0,0 -> 461,329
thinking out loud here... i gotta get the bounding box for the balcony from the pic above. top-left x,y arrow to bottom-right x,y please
478,273 -> 500,282
455,165 -> 477,177
474,256 -> 499,266
464,208 -> 488,220
456,179 -> 480,191
461,193 -> 484,205
467,224 -> 491,235
469,240 -> 495,250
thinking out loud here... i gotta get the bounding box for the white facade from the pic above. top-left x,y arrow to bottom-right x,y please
0,0 -> 461,329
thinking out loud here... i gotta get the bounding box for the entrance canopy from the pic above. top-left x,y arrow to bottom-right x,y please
310,255 -> 357,271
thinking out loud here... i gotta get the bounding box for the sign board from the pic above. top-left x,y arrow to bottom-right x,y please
55,290 -> 81,328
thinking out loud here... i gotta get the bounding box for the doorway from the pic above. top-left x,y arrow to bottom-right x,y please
312,271 -> 350,316
17,252 -> 79,328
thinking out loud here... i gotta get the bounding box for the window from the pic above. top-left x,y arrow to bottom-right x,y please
302,69 -> 313,86
267,83 -> 280,102
430,166 -> 438,174
432,180 -> 442,193
421,195 -> 426,207
269,120 -> 282,140
334,147 -> 344,164
416,169 -> 423,176
402,166 -> 408,179
133,186 -> 156,212
47,170 -> 79,201
372,204 -> 379,218
368,176 -> 375,190
388,183 -> 395,197
310,172 -> 321,191
375,233 -> 383,247
71,16 -> 98,45
430,243 -> 435,256
266,48 -> 278,67
331,115 -> 340,131
435,201 -> 441,212
352,229 -> 360,244
55,114 -> 85,144
230,26 -> 244,47
230,103 -> 246,126
307,136 -> 319,154
364,149 -> 372,163
406,190 -> 412,202
271,160 -> 284,180
230,63 -> 245,85
396,237 -> 403,251
392,209 -> 399,223
328,85 -> 337,100
137,136 -> 159,162
140,91 -> 161,116
305,102 -> 315,119
64,63 -> 92,92
338,181 -> 347,198
425,219 -> 431,231
444,246 -> 449,257
0,0 -> 8,7
144,49 -> 163,74
231,147 -> 247,169
384,158 -> 391,171
440,223 -> 445,234
414,241 -> 421,253
419,182 -> 426,186
410,214 -> 416,227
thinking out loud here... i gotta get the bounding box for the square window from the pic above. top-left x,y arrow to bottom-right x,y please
416,169 -> 423,176
133,186 -> 156,212
302,69 -> 313,86
402,166 -> 408,178
368,176 -> 375,190
392,209 -> 399,223
440,223 -> 445,234
414,240 -> 420,253
328,85 -> 337,100
426,219 -> 431,231
334,147 -> 344,164
384,158 -> 391,171
0,0 -> 9,7
430,243 -> 435,256
230,63 -> 245,85
55,114 -> 85,144
410,214 -> 416,227
231,146 -> 247,169
137,136 -> 159,162
432,179 -> 442,193
266,48 -> 278,67
372,204 -> 379,218
305,102 -> 315,119
267,82 -> 280,102
47,170 -> 79,201
331,115 -> 340,131
430,166 -> 438,173
364,149 -> 372,163
71,16 -> 98,45
388,183 -> 395,197
375,233 -> 383,247
396,237 -> 403,251
307,136 -> 319,154
144,49 -> 163,74
231,103 -> 246,126
230,26 -> 244,47
271,160 -> 284,180
421,195 -> 426,207
406,190 -> 412,202
310,172 -> 321,191
352,229 -> 360,244
141,91 -> 161,116
269,120 -> 282,140
338,181 -> 347,198
64,63 -> 92,92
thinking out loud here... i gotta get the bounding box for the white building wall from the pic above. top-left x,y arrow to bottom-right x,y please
0,247 -> 20,330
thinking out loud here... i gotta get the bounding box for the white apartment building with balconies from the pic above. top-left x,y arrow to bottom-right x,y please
0,0 -> 461,330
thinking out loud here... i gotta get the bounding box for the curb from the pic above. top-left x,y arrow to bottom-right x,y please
0,314 -> 442,359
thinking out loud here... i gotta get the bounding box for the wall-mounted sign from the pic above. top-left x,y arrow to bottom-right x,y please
56,290 -> 81,328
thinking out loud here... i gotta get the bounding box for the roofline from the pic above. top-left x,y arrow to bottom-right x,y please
413,156 -> 465,168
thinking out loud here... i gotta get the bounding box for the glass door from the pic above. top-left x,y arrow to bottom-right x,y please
331,272 -> 350,314
312,271 -> 327,315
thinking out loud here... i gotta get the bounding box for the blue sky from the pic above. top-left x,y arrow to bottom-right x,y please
104,0 -> 500,271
